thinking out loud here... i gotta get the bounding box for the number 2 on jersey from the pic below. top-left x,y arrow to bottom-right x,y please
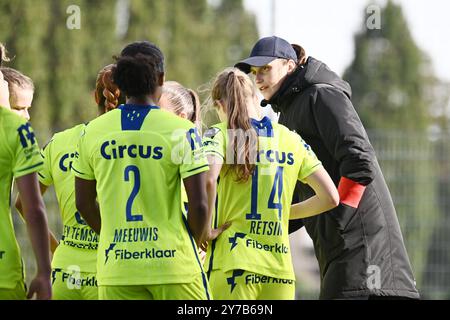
124,165 -> 143,222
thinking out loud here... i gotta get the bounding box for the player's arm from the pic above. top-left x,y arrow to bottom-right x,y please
290,165 -> 339,219
15,183 -> 59,254
205,156 -> 221,228
184,171 -> 209,247
75,177 -> 100,234
15,172 -> 52,300
203,155 -> 231,248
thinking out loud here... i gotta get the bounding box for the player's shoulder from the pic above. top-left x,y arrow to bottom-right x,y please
273,122 -> 300,140
0,108 -> 33,149
45,123 -> 85,151
0,106 -> 28,130
89,108 -> 120,126
204,122 -> 227,139
154,108 -> 195,130
83,109 -> 120,136
273,121 -> 291,133
52,123 -> 85,141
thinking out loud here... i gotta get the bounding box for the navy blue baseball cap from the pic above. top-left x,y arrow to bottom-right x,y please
235,36 -> 297,74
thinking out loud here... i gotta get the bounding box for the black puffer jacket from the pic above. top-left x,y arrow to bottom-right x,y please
265,57 -> 420,299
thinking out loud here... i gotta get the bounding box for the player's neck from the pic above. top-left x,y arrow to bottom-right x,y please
126,95 -> 158,107
247,98 -> 261,120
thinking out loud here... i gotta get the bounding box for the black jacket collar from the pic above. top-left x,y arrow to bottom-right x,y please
263,65 -> 307,113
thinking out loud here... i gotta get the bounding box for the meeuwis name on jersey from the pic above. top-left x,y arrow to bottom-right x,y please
73,105 -> 209,286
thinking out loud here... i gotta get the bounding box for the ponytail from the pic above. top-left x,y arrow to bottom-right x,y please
211,68 -> 258,182
161,81 -> 202,131
187,88 -> 201,127
291,43 -> 307,66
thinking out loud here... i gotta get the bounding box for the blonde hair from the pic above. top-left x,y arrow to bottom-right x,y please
211,67 -> 258,182
0,42 -> 11,67
162,81 -> 200,127
0,67 -> 34,106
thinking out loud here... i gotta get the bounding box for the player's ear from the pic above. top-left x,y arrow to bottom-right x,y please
287,60 -> 296,73
179,111 -> 188,120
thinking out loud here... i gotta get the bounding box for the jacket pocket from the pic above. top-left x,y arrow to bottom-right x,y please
329,203 -> 358,232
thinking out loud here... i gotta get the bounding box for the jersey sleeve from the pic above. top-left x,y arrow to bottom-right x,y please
202,126 -> 226,160
297,136 -> 322,183
179,127 -> 209,180
38,139 -> 54,186
72,126 -> 95,180
11,120 -> 43,178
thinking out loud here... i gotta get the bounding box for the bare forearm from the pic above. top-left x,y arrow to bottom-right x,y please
291,166 -> 340,219
25,208 -> 51,275
16,174 -> 51,277
16,183 -> 55,252
75,178 -> 101,234
206,180 -> 217,233
187,202 -> 209,246
290,195 -> 337,219
78,203 -> 101,234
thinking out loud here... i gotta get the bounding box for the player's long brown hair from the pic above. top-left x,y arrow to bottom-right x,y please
95,64 -> 123,114
211,68 -> 258,183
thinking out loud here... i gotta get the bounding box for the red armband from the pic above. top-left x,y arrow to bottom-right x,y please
338,177 -> 366,208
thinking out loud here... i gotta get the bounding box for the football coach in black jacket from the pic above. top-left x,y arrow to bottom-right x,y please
235,36 -> 419,300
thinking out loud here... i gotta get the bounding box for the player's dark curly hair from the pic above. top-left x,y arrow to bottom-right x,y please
113,41 -> 164,97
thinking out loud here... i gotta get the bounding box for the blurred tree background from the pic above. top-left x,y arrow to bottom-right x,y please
0,0 -> 258,293
0,0 -> 257,141
1,0 -> 449,299
344,0 -> 450,299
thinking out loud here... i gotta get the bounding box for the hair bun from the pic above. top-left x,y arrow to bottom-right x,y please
291,44 -> 307,65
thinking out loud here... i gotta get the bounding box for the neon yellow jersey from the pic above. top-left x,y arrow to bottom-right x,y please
203,117 -> 321,280
72,104 -> 209,286
0,108 -> 43,289
39,123 -> 98,272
